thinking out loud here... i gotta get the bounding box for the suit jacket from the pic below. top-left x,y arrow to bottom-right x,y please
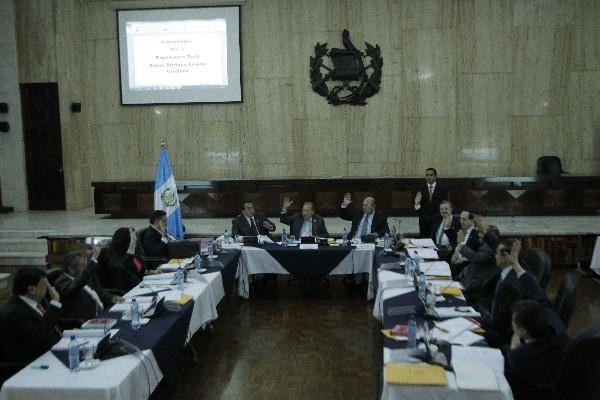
280,212 -> 328,238
231,213 -> 276,237
0,296 -> 62,363
418,182 -> 448,216
460,241 -> 497,300
416,210 -> 461,247
339,206 -> 389,239
480,269 -> 523,347
54,259 -> 113,321
141,226 -> 169,259
105,253 -> 145,293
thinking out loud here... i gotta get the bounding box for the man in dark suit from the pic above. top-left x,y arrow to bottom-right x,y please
505,299 -> 569,400
450,211 -> 480,278
54,246 -> 122,321
339,193 -> 389,239
141,210 -> 170,260
231,201 -> 276,237
460,226 -> 500,302
415,168 -> 448,238
280,197 -> 328,238
415,199 -> 460,260
0,267 -> 62,363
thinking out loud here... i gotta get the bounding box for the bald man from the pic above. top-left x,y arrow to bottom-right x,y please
340,194 -> 389,239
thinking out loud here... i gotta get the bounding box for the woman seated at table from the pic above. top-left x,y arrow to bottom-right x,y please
102,227 -> 156,292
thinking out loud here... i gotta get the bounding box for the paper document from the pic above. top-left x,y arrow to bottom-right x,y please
451,345 -> 505,375
450,330 -> 485,346
299,243 -> 319,250
403,238 -> 437,248
434,306 -> 481,318
452,361 -> 499,391
436,317 -> 479,334
421,261 -> 451,277
385,363 -> 448,386
408,248 -> 439,260
52,329 -> 119,351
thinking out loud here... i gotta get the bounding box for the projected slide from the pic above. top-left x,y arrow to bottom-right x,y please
118,7 -> 241,104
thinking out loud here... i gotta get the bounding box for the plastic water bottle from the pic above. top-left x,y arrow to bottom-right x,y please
177,267 -> 185,291
68,335 -> 80,372
342,228 -> 348,245
281,229 -> 288,247
391,226 -> 397,237
223,229 -> 229,244
208,240 -> 214,257
407,316 -> 417,349
417,273 -> 427,301
405,257 -> 413,278
130,298 -> 141,330
384,232 -> 391,250
511,216 -> 517,231
414,256 -> 421,274
194,254 -> 202,275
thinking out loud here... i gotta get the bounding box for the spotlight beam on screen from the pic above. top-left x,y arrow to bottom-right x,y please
117,6 -> 242,105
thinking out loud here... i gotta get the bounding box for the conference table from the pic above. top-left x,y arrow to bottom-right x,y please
373,245 -> 514,400
234,242 -> 377,299
0,253 -> 238,400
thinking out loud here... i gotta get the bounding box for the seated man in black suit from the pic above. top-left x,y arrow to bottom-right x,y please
231,201 -> 276,237
54,246 -> 122,321
505,299 -> 569,400
339,193 -> 389,239
141,210 -> 170,260
460,224 -> 500,303
414,198 -> 460,260
449,211 -> 480,278
415,168 -> 448,237
0,267 -> 62,363
280,197 -> 328,238
478,239 -> 558,348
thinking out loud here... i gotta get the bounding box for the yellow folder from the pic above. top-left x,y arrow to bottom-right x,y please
386,363 -> 448,386
442,286 -> 463,297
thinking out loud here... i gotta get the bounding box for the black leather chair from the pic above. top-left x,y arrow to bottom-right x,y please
137,227 -> 169,270
553,273 -> 578,329
0,313 -> 27,385
46,267 -> 63,286
522,248 -> 552,289
536,156 -> 565,176
555,325 -> 600,400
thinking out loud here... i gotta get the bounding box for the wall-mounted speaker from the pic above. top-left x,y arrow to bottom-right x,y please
70,102 -> 81,113
0,103 -> 8,113
0,122 -> 9,132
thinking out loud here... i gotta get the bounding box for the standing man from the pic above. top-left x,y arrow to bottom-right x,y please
340,194 -> 389,239
415,168 -> 448,238
232,201 -> 276,237
280,197 -> 328,238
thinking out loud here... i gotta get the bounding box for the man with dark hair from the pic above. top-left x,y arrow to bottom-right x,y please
339,194 -> 389,239
54,246 -> 122,320
231,201 -> 276,237
0,267 -> 62,363
415,199 -> 460,260
415,168 -> 448,238
280,197 -> 328,238
140,209 -> 170,259
505,299 -> 569,399
449,211 -> 480,277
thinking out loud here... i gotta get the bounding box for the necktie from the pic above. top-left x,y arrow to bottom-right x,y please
250,217 -> 259,235
428,185 -> 433,201
359,214 -> 369,237
37,303 -> 63,337
490,276 -> 503,317
436,223 -> 444,245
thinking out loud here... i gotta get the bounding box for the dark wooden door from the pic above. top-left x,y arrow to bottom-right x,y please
20,83 -> 66,210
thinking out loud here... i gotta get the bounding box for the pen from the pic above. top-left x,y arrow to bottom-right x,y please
31,365 -> 49,369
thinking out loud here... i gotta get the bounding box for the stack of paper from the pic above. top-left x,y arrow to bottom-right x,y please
421,261 -> 451,277
385,363 -> 448,386
408,248 -> 439,260
432,318 -> 482,345
452,361 -> 499,391
403,238 -> 437,248
434,306 -> 481,318
451,345 -> 505,375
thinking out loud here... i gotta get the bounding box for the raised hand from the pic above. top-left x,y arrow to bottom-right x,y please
282,196 -> 293,210
47,281 -> 60,302
91,245 -> 101,261
414,191 -> 422,205
343,193 -> 353,206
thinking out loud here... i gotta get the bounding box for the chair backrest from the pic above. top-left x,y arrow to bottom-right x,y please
553,273 -> 578,328
523,248 -> 552,289
46,267 -> 63,286
136,227 -> 151,257
536,156 -> 564,176
555,325 -> 600,400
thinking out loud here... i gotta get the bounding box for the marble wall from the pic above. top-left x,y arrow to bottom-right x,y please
0,0 -> 27,211
12,0 -> 600,209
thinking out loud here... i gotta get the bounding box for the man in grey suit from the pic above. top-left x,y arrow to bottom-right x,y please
54,246 -> 122,321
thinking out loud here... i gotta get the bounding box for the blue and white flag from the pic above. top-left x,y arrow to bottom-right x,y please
154,144 -> 184,240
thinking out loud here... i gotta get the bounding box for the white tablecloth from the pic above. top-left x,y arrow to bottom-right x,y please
236,246 -> 375,299
0,271 -> 226,400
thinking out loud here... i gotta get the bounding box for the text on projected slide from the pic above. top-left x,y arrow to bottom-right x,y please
126,19 -> 228,90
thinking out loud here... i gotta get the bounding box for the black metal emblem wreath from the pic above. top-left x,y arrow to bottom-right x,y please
310,30 -> 383,106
